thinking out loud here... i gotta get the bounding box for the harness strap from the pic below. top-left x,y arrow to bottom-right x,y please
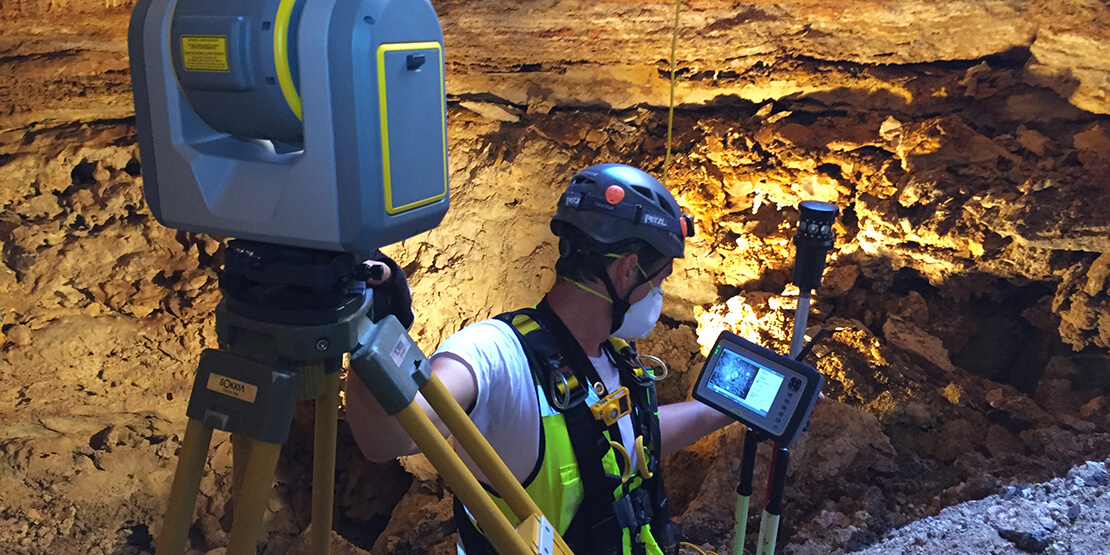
451,301 -> 676,554
610,340 -> 680,554
532,301 -> 625,550
454,495 -> 498,555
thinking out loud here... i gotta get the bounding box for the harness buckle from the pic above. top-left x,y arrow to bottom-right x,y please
612,342 -> 656,388
549,360 -> 588,411
611,488 -> 654,531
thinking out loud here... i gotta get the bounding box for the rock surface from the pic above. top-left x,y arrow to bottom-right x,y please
2,0 -> 1110,553
811,460 -> 1110,555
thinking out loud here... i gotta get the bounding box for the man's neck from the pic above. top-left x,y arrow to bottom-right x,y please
544,279 -> 613,357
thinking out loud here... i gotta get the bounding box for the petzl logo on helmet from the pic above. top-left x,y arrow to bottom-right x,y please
591,199 -> 616,213
643,213 -> 668,228
564,193 -> 582,207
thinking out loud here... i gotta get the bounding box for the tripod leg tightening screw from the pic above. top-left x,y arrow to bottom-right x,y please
316,339 -> 330,352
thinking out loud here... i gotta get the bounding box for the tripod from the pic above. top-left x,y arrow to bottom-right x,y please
732,200 -> 838,555
156,240 -> 572,555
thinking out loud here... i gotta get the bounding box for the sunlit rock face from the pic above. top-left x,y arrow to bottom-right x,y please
2,0 -> 1110,553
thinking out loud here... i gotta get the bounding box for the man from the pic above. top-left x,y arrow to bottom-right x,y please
346,163 -> 735,554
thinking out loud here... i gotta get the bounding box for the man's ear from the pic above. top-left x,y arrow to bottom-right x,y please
609,253 -> 640,290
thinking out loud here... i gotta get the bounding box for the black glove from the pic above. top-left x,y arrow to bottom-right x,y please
363,250 -> 414,329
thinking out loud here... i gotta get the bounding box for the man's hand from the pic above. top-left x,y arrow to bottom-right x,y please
361,251 -> 414,329
361,260 -> 391,286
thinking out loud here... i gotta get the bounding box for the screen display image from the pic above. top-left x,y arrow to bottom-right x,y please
706,349 -> 785,417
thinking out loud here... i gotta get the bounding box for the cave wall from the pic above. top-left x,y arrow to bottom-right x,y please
2,0 -> 1110,553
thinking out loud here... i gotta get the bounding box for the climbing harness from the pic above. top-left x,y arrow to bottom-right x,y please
455,299 -> 680,555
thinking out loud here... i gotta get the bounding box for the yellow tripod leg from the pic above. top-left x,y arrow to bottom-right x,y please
231,432 -> 251,502
421,375 -> 574,555
226,438 -> 282,555
394,400 -> 533,555
157,418 -> 213,555
311,370 -> 340,555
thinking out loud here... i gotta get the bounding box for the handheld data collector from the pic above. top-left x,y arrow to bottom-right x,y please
693,331 -> 824,447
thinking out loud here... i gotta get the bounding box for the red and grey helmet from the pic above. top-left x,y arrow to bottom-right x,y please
551,163 -> 694,258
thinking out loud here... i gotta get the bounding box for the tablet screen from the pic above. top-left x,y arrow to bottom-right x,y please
705,349 -> 785,417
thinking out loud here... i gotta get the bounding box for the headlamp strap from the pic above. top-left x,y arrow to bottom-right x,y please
560,189 -> 693,237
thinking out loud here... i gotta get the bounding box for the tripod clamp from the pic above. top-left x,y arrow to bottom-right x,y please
186,243 -> 374,448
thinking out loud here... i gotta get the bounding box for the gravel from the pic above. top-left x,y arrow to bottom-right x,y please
844,460 -> 1110,555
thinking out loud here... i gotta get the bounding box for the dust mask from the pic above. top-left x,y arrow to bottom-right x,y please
614,286 -> 663,339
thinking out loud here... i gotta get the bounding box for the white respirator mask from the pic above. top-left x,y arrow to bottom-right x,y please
614,285 -> 663,339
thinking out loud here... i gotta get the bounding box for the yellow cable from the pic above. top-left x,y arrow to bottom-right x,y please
560,276 -> 613,303
681,541 -> 721,555
662,0 -> 683,186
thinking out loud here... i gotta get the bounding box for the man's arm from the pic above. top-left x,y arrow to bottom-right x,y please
657,400 -> 735,457
345,354 -> 478,463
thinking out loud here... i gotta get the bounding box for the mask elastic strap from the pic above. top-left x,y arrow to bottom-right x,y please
574,254 -> 665,334
637,262 -> 667,293
560,276 -> 612,303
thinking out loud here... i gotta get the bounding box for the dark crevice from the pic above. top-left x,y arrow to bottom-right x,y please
0,49 -> 85,65
119,523 -> 153,550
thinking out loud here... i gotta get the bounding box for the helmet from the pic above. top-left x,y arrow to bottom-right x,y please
551,163 -> 693,258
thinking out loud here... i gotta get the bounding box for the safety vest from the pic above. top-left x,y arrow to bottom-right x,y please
454,300 -> 679,555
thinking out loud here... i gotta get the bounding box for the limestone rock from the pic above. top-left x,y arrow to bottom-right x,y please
4,0 -> 1110,553
369,480 -> 455,555
883,316 -> 956,373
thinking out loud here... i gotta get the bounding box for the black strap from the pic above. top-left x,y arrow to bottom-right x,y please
532,300 -> 625,550
608,341 -> 680,554
454,494 -> 498,555
452,302 -> 675,554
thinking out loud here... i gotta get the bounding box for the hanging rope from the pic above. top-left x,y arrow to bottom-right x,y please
662,0 -> 683,186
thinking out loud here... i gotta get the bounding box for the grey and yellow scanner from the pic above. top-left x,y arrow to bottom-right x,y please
128,0 -> 449,253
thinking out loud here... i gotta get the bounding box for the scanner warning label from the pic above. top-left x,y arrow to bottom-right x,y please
207,373 -> 258,403
181,35 -> 229,72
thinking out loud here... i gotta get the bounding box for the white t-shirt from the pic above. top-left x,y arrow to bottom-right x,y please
432,318 -> 638,486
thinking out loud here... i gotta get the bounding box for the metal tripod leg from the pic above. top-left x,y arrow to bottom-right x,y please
350,314 -> 574,555
225,363 -> 339,555
157,419 -> 214,555
158,359 -> 339,555
420,375 -> 574,555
